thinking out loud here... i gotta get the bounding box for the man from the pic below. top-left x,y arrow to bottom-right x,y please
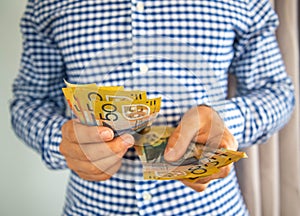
11,0 -> 295,215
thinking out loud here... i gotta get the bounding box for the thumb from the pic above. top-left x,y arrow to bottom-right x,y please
164,123 -> 199,162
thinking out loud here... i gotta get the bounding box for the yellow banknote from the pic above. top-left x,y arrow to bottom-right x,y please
93,98 -> 161,134
135,126 -> 247,180
62,81 -> 147,125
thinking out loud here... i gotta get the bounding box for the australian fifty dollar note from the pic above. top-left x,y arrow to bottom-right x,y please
62,81 -> 161,136
134,126 -> 247,181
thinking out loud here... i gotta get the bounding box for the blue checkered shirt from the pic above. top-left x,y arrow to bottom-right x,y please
11,0 -> 295,215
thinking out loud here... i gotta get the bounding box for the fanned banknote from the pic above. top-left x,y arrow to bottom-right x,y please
62,81 -> 161,136
93,98 -> 161,135
135,126 -> 247,181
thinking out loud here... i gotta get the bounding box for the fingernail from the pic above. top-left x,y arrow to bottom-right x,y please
100,130 -> 113,141
165,148 -> 177,160
121,134 -> 135,147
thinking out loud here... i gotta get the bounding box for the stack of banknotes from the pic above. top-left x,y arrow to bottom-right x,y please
62,81 -> 161,136
62,82 -> 247,181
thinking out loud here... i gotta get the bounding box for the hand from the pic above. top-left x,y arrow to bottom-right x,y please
59,120 -> 134,181
164,105 -> 238,192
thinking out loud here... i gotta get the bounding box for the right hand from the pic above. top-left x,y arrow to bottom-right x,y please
59,120 -> 135,181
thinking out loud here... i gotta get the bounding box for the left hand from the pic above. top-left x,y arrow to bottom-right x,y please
164,105 -> 238,192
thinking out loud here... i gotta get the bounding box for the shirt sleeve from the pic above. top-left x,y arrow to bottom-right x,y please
212,0 -> 295,148
10,0 -> 68,169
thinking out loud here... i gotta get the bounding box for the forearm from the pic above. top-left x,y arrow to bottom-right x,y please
232,78 -> 294,147
10,97 -> 69,169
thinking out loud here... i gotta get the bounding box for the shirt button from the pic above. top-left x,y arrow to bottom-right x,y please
143,192 -> 152,201
136,2 -> 144,12
139,64 -> 149,73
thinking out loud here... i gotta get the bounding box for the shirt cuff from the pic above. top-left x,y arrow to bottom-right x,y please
40,115 -> 69,170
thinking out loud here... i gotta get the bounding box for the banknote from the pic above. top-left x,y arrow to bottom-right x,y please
64,80 -> 98,88
62,81 -> 161,135
63,87 -> 148,125
93,98 -> 161,135
64,80 -> 124,91
135,126 -> 247,180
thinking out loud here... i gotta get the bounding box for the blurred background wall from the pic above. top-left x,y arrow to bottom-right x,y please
0,1 -> 69,215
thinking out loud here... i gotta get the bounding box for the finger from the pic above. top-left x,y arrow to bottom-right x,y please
195,111 -> 226,150
80,134 -> 134,161
83,133 -> 134,162
60,133 -> 134,162
85,134 -> 134,175
61,133 -> 134,174
105,134 -> 135,157
164,107 -> 203,162
59,139 -> 89,161
201,128 -> 237,153
76,170 -> 115,182
180,179 -> 210,192
193,176 -> 212,184
66,154 -> 123,177
66,156 -> 123,176
208,164 -> 232,179
62,120 -> 114,144
92,156 -> 123,176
